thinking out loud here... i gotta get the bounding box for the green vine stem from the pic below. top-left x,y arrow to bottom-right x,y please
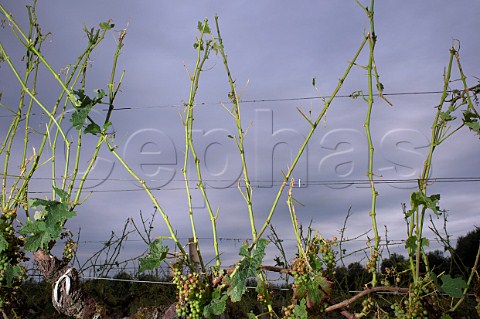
453,48 -> 480,118
0,5 -> 79,104
214,16 -> 258,241
408,47 -> 455,285
20,3 -> 42,194
71,30 -> 126,210
58,25 -> 111,194
181,20 -> 216,272
252,35 -> 368,249
356,0 -> 381,286
105,138 -> 194,272
105,27 -> 126,126
0,5 -> 112,213
0,43 -> 67,143
286,179 -> 306,260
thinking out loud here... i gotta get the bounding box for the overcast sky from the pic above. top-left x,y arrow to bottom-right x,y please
1,1 -> 479,273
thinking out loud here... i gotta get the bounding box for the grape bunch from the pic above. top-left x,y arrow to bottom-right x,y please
282,302 -> 296,319
62,238 -> 78,261
307,235 -> 337,276
366,248 -> 379,274
359,296 -> 376,316
390,283 -> 431,319
291,257 -> 309,292
285,259 -> 308,319
381,266 -> 402,286
319,238 -> 337,275
171,266 -> 208,319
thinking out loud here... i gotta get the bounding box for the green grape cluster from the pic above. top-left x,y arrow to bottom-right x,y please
291,257 -> 309,290
390,283 -> 431,319
381,267 -> 402,286
171,266 -> 208,319
62,238 -> 78,261
307,235 -> 337,276
360,296 -> 376,316
366,249 -> 379,274
282,302 -> 296,319
319,238 -> 337,274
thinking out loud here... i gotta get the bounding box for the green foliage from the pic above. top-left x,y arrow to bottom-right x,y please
440,104 -> 457,122
463,110 -> 480,135
293,298 -> 308,319
138,239 -> 169,273
20,188 -> 76,252
295,272 -> 331,308
405,236 -> 430,255
70,88 -> 106,134
203,287 -> 228,318
0,232 -> 7,253
4,264 -> 23,288
440,275 -> 467,298
406,191 -> 441,217
99,21 -> 115,30
226,238 -> 269,302
197,20 -> 211,34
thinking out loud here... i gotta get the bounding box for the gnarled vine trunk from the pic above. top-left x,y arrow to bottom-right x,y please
34,249 -> 176,319
34,249 -> 104,318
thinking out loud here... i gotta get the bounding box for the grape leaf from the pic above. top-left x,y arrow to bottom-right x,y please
84,123 -> 101,135
294,273 -> 332,308
440,111 -> 455,122
227,238 -> 268,302
4,264 -> 24,287
197,20 -> 211,34
99,21 -> 115,30
293,298 -> 308,319
70,106 -> 92,130
410,191 -> 441,215
21,221 -> 51,252
21,195 -> 76,252
463,110 -> 480,135
441,274 -> 467,298
405,236 -> 417,252
405,236 -> 429,256
54,187 -> 69,202
138,239 -> 169,272
69,89 -> 106,133
203,287 -> 228,318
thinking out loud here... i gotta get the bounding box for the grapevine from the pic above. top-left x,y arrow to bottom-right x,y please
0,210 -> 27,308
286,235 -> 337,316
